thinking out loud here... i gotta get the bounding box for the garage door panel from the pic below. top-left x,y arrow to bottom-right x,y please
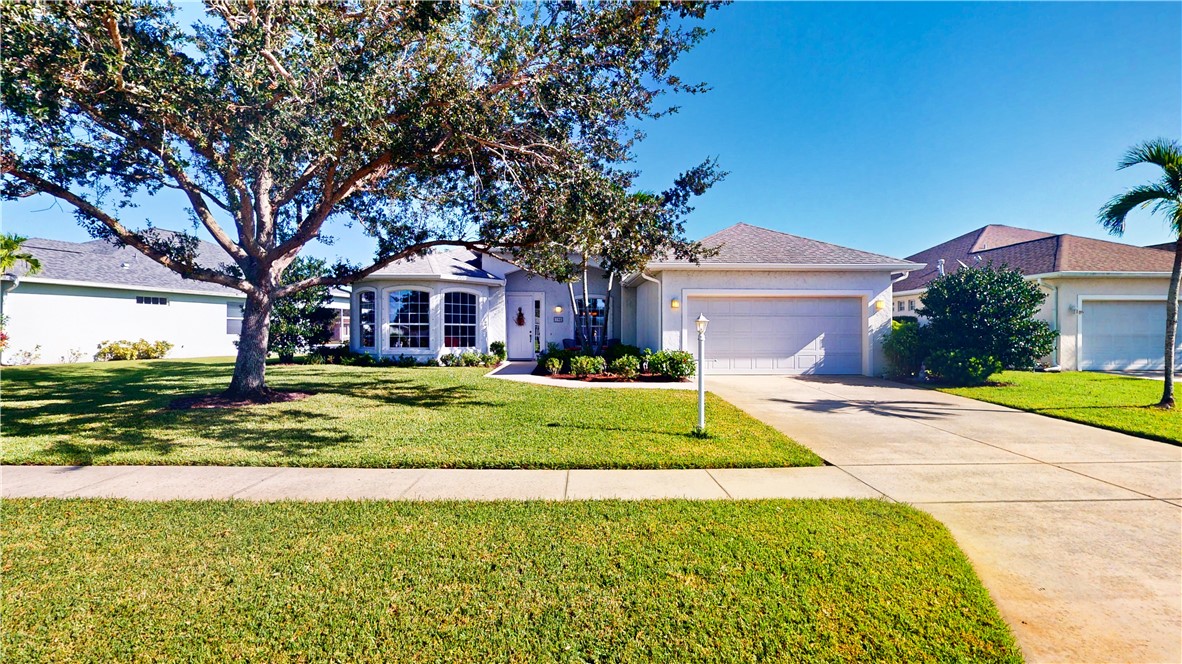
1080,300 -> 1182,371
688,296 -> 863,375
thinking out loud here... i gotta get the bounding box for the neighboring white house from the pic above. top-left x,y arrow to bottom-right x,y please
350,223 -> 924,376
1,235 -> 349,364
894,225 -> 1179,372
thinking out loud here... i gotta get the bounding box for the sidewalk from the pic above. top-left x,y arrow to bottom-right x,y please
1,464 -> 882,501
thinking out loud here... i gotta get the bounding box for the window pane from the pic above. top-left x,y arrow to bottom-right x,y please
359,291 -> 376,348
443,291 -> 477,347
575,297 -> 607,345
389,290 -> 430,348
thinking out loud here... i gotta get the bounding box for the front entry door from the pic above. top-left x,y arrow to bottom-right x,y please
506,294 -> 542,360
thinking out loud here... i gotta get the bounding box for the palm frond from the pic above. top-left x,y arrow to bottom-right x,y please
1097,183 -> 1175,235
1118,138 -> 1182,181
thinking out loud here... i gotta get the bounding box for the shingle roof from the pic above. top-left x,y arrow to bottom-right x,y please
655,222 -> 922,267
895,225 -> 1176,292
364,248 -> 502,281
14,232 -> 242,296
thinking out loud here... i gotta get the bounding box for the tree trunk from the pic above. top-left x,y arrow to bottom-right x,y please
1160,241 -> 1181,408
225,290 -> 274,400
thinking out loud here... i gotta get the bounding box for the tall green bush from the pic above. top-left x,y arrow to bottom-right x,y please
882,320 -> 927,380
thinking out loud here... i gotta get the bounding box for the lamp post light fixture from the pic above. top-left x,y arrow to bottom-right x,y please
695,313 -> 709,432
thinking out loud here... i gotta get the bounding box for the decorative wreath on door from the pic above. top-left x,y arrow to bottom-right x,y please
514,307 -> 526,327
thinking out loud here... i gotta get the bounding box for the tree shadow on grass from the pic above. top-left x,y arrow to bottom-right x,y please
3,361 -> 502,465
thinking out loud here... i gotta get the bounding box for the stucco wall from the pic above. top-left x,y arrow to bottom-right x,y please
654,269 -> 896,375
503,268 -> 623,348
349,280 -> 497,358
634,278 -> 661,352
1039,276 -> 1173,370
1,282 -> 243,364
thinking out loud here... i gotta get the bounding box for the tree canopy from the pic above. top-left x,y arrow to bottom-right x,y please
1,0 -> 724,397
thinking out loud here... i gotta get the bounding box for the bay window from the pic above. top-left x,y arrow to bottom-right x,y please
388,289 -> 430,348
443,291 -> 478,348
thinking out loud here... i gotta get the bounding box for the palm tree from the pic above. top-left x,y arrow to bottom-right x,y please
0,233 -> 41,275
1098,138 -> 1182,408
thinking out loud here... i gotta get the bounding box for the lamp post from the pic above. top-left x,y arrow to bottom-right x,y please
695,313 -> 709,432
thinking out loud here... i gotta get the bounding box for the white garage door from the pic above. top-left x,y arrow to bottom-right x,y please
688,296 -> 863,374
1080,300 -> 1182,371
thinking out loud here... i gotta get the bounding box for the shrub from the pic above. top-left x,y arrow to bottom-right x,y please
538,347 -> 577,374
882,320 -> 927,380
489,341 -> 506,362
603,343 -> 642,363
569,355 -> 606,378
480,353 -> 499,367
439,353 -> 462,367
892,314 -> 919,325
607,354 -> 640,380
926,349 -> 1002,387
921,265 -> 1057,370
95,339 -> 172,361
648,350 -> 695,380
544,357 -> 563,375
460,351 -> 482,367
394,354 -> 419,368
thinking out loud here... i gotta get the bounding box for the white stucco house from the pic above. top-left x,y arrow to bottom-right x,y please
1,234 -> 349,364
894,225 -> 1179,372
350,223 -> 924,376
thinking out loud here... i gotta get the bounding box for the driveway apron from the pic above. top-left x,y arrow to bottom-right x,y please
708,374 -> 1182,664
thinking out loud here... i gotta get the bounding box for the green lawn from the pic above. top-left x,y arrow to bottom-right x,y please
0,359 -> 820,468
2,499 -> 1020,663
940,371 -> 1182,444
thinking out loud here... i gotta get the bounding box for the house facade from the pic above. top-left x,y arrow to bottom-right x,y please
350,223 -> 924,376
895,225 -> 1178,372
1,235 -> 349,364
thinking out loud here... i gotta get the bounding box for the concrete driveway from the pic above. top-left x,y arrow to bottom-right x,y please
709,375 -> 1182,664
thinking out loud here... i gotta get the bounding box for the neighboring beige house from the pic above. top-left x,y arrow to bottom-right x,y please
894,225 -> 1178,371
350,223 -> 925,376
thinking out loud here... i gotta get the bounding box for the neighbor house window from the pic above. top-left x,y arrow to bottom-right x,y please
443,291 -> 478,347
358,291 -> 376,348
575,296 -> 607,346
388,289 -> 430,348
136,296 -> 168,305
226,302 -> 244,335
908,300 -> 916,311
897,301 -> 905,312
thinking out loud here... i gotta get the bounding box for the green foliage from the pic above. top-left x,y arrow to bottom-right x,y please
920,265 -> 1057,371
926,349 -> 1002,387
439,352 -> 497,369
94,339 -> 172,361
480,353 -> 499,367
538,347 -> 578,374
544,357 -> 564,375
892,314 -> 919,325
603,343 -> 643,363
607,355 -> 641,380
569,355 -> 606,378
882,320 -> 928,380
439,353 -> 463,367
459,351 -> 482,367
489,341 -> 506,362
269,258 -> 336,363
0,233 -> 41,275
648,350 -> 696,380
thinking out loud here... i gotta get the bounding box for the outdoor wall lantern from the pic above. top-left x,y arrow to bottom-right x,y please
670,298 -> 680,310
874,299 -> 886,312
554,305 -> 563,314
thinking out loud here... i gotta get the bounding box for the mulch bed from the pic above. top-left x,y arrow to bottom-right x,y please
168,391 -> 314,410
534,370 -> 686,384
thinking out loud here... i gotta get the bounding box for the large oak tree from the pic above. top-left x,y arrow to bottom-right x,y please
1,0 -> 722,398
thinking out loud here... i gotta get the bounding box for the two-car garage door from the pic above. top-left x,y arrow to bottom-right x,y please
1080,300 -> 1182,371
688,296 -> 863,374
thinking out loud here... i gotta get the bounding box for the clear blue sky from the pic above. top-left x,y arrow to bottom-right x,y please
3,1 -> 1180,261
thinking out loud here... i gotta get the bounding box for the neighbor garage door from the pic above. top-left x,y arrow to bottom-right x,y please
688,296 -> 863,374
1080,300 -> 1182,371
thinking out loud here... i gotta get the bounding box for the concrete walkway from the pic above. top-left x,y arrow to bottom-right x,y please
1,465 -> 881,501
707,375 -> 1182,664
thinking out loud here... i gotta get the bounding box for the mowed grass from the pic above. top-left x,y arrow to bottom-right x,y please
2,499 -> 1020,663
940,371 -> 1182,444
0,359 -> 820,468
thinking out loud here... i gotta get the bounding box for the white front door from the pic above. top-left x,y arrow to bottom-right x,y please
507,294 -> 543,360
